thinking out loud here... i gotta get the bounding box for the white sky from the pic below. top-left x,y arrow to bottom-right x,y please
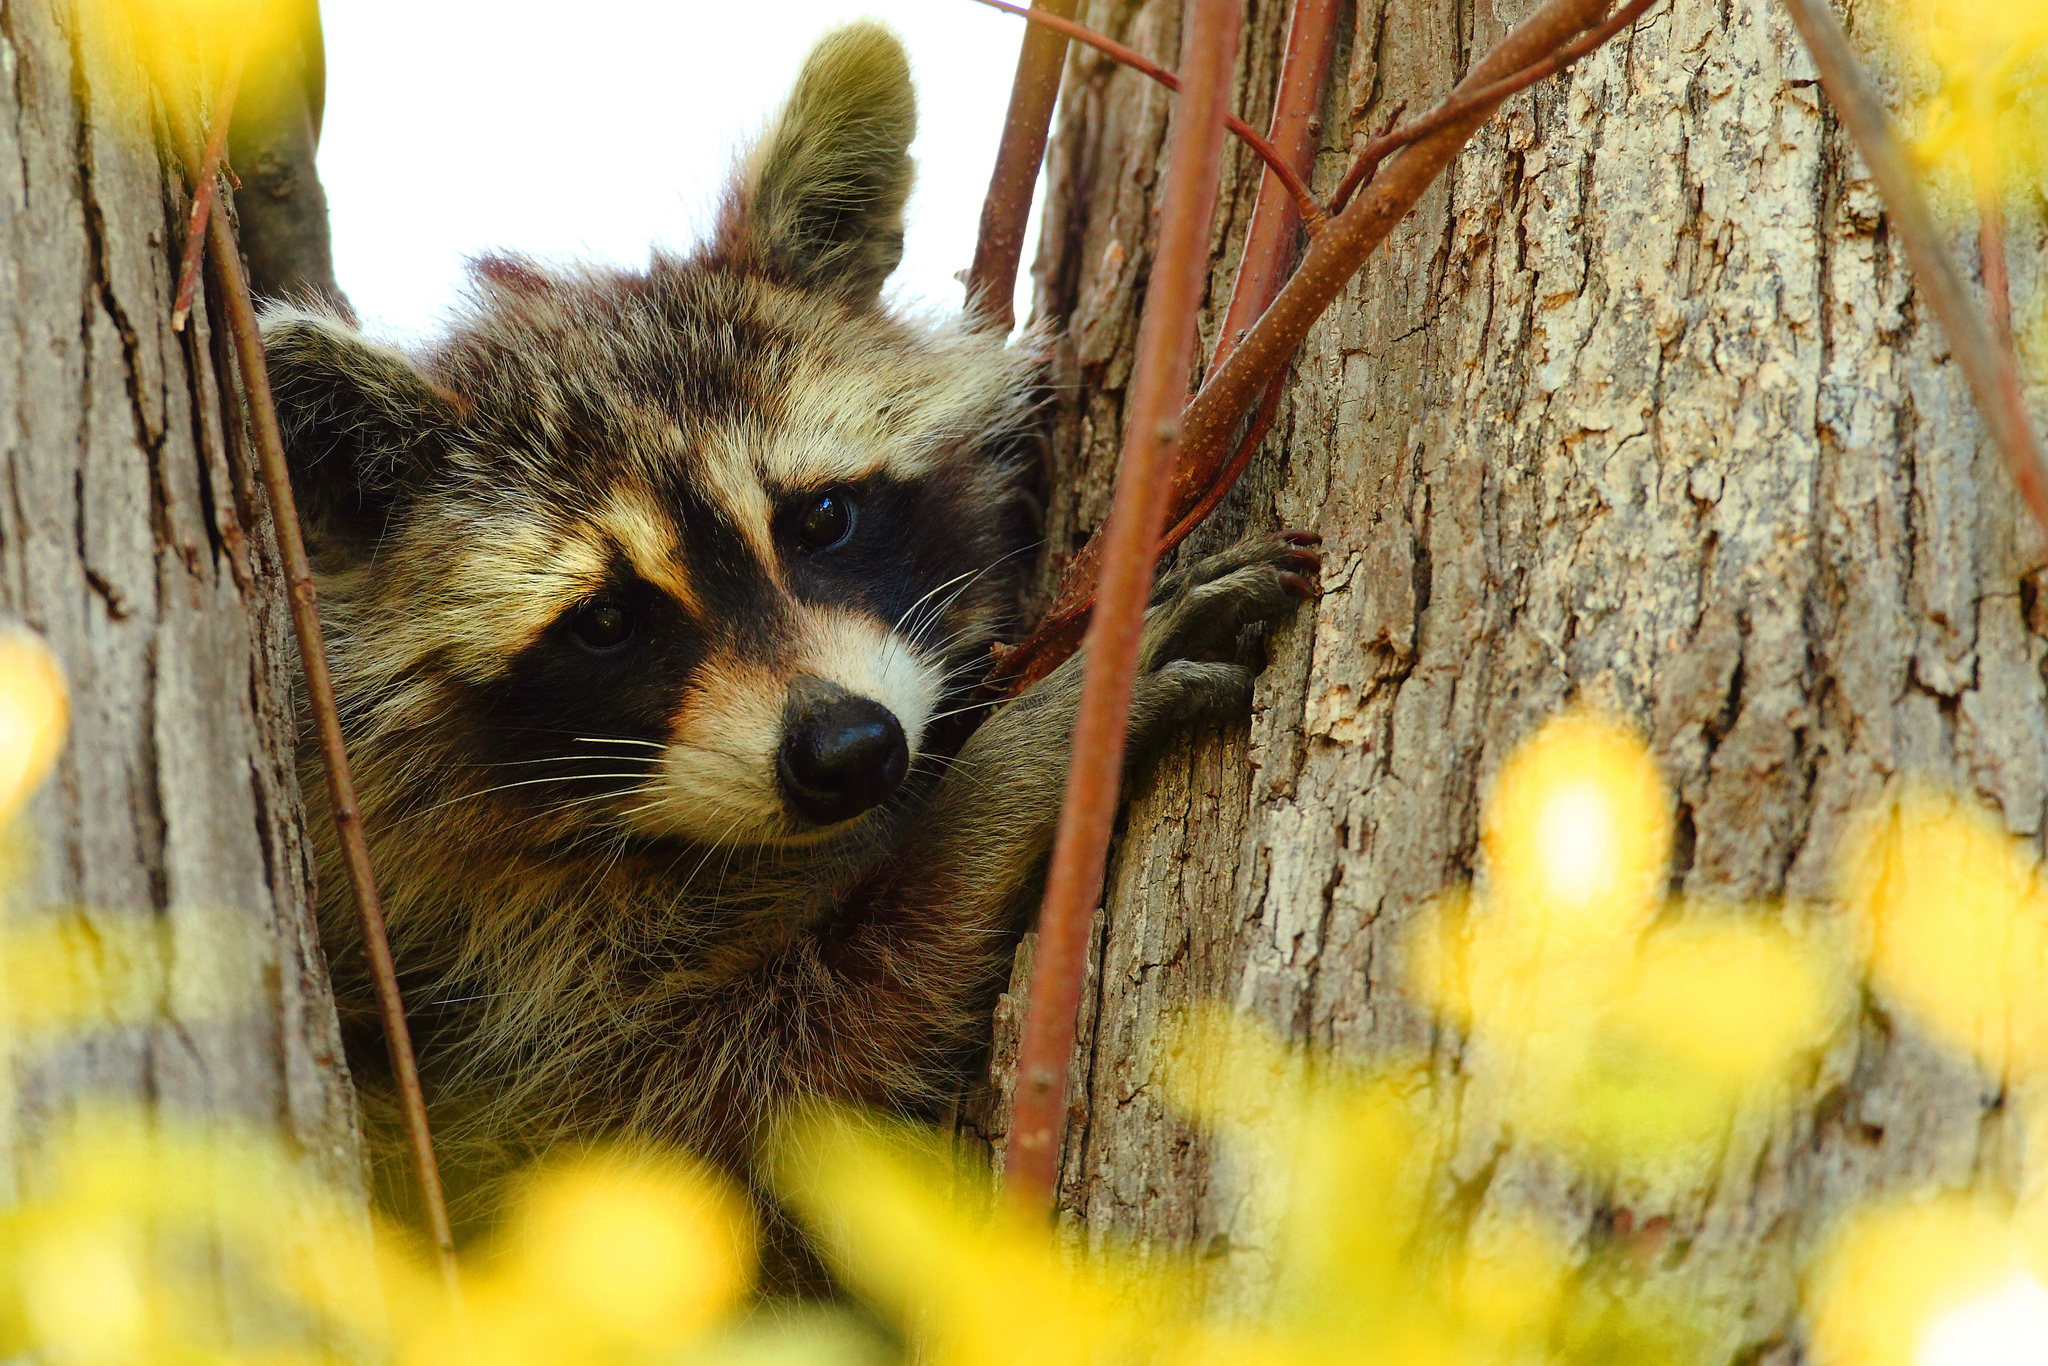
317,1 -> 1042,344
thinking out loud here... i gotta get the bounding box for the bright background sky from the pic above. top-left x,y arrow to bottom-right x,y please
318,2 -> 1041,345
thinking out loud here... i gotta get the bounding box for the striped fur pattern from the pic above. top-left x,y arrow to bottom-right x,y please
263,21 -> 1317,1221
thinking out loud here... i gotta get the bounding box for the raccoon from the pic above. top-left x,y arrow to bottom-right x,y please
262,22 -> 1317,1222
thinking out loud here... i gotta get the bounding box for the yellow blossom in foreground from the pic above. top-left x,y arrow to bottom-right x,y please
774,1106 -> 1219,1366
1842,788 -> 2048,1078
0,1114 -> 783,1366
1159,1014 -> 1617,1364
1482,712 -> 1670,946
1410,714 -> 1842,1170
1889,0 -> 2048,204
433,1150 -> 759,1366
777,1022 -> 1693,1366
0,628 -> 66,827
0,1113 -> 382,1364
1808,1195 -> 2048,1366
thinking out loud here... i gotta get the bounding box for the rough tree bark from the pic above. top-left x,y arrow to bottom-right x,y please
972,0 -> 2047,1357
0,0 -> 364,1340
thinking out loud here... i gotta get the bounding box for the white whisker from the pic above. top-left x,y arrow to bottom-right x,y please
397,772 -> 653,823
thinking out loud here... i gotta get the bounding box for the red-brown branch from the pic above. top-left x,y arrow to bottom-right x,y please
1328,0 -> 1658,214
1005,370 -> 1289,669
1002,0 -> 1244,1212
995,0 -> 1340,671
970,0 -> 1326,234
1209,0 -> 1344,377
200,181 -> 464,1304
966,0 -> 1079,330
1979,183 -> 2014,350
1160,367 -> 1289,554
1781,0 -> 2048,538
171,51 -> 244,332
993,0 -> 1621,690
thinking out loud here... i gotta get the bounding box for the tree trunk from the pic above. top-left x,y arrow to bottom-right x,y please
976,0 -> 2047,1354
0,0 -> 364,1333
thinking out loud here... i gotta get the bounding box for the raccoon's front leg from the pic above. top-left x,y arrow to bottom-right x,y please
900,532 -> 1320,914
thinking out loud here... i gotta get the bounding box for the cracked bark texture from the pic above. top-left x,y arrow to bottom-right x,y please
969,0 -> 2048,1356
0,0 -> 366,1341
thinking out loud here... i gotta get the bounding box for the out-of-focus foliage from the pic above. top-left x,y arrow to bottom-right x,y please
1810,787 -> 2048,1366
0,642 -> 2044,1364
1808,1195 -> 2048,1366
774,1109 -> 1223,1366
776,1054 -> 1692,1366
1843,787 -> 2048,1078
1883,0 -> 2048,379
79,0 -> 298,117
0,631 -> 65,825
1889,0 -> 2048,202
1410,714 -> 1845,1173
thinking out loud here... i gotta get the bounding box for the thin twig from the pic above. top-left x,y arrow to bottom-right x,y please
1002,0 -> 1244,1212
1781,0 -> 2048,536
966,0 -> 1079,329
969,0 -> 1327,233
1209,0 -> 1344,378
1159,368 -> 1289,554
1001,371 -> 1289,676
993,0 -> 1620,690
171,49 -> 244,332
1978,182 -> 2014,349
202,197 -> 464,1301
1328,0 -> 1659,214
998,0 -> 1340,673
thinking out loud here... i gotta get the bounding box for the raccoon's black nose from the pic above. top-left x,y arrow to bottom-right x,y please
777,689 -> 909,825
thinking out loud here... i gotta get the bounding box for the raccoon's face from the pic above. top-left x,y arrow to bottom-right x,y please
264,23 -> 1038,854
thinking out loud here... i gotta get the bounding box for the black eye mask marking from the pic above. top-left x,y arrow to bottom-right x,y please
466,561 -> 708,808
773,473 -> 1016,664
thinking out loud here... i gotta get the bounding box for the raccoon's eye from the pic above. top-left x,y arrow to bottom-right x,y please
795,490 -> 856,552
569,595 -> 634,653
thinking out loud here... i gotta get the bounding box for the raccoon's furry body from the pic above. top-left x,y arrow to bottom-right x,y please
264,22 -> 1315,1220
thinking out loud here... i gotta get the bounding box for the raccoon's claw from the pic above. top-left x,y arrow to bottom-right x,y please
1138,533 -> 1320,673
1274,542 -> 1323,600
1150,530 -> 1322,606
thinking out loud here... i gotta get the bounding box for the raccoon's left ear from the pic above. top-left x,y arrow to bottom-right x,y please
711,21 -> 916,306
260,307 -> 467,559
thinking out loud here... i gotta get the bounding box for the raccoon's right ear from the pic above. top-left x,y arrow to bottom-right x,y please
710,21 -> 916,306
260,308 -> 466,557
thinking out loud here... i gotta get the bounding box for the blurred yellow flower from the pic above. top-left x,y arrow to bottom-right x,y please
0,628 -> 66,827
82,0 -> 299,93
1842,788 -> 2048,1078
1808,1195 -> 2048,1366
1482,712 -> 1670,946
774,1018 -> 1693,1366
1412,714 -> 1842,1170
441,1149 -> 757,1366
0,1113 -> 384,1364
774,1106 -> 1206,1366
1889,0 -> 2048,205
0,1115 -> 774,1366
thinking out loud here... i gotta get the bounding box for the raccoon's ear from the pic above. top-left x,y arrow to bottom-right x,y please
260,307 -> 466,557
713,21 -> 916,305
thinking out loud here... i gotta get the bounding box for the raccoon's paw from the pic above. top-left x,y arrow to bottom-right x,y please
1128,660 -> 1258,739
1136,531 -> 1320,675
